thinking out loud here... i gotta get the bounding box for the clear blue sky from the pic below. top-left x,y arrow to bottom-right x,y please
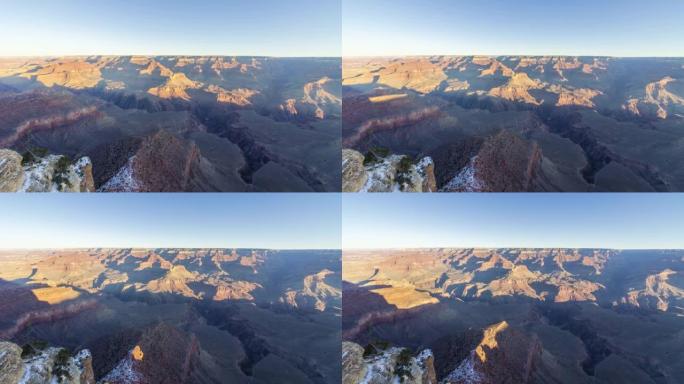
0,0 -> 341,57
343,194 -> 684,249
0,194 -> 341,249
344,0 -> 684,57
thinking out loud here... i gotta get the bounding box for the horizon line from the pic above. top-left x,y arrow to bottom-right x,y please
0,54 -> 341,59
0,247 -> 341,251
342,246 -> 683,251
342,54 -> 684,59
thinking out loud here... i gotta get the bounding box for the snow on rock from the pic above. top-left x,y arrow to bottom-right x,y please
441,156 -> 485,192
98,156 -> 141,192
353,152 -> 436,193
99,348 -> 144,384
11,344 -> 95,384
343,342 -> 437,384
0,149 -> 95,192
443,351 -> 484,384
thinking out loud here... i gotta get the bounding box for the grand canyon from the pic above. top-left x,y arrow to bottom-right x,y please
342,57 -> 684,192
0,248 -> 341,383
0,56 -> 341,192
342,249 -> 684,383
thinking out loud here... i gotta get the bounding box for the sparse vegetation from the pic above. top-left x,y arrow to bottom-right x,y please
363,151 -> 378,166
395,348 -> 414,382
363,146 -> 391,166
21,340 -> 49,358
395,156 -> 415,186
53,348 -> 73,381
21,147 -> 49,165
53,156 -> 73,190
363,340 -> 392,357
363,343 -> 378,357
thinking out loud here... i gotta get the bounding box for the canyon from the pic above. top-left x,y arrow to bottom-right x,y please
0,56 -> 341,192
342,249 -> 684,383
342,56 -> 684,192
0,248 -> 342,383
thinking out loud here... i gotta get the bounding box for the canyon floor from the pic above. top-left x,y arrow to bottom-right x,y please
342,56 -> 684,192
0,248 -> 342,384
0,56 -> 341,192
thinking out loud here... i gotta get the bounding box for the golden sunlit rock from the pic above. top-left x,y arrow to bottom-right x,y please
31,286 -> 81,305
132,345 -> 144,361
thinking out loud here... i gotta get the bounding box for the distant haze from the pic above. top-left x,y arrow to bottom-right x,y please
0,0 -> 341,57
343,194 -> 684,249
343,0 -> 684,57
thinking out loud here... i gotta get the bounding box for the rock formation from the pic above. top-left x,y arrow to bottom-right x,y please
18,59 -> 103,89
623,269 -> 684,312
148,73 -> 203,101
205,85 -> 259,106
441,131 -> 544,192
342,149 -> 367,192
0,341 -> 94,384
342,149 -> 436,192
342,341 -> 437,384
443,321 -> 541,384
0,149 -> 94,192
279,269 -> 341,312
0,149 -> 23,191
624,76 -> 684,119
301,77 -> 341,119
488,73 -> 543,105
342,248 -> 635,309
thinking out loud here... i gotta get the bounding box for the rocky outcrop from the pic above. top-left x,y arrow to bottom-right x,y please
440,131 -> 544,192
0,342 -> 23,383
279,269 -> 341,312
138,59 -> 174,77
443,321 -> 541,384
0,149 -> 94,192
342,149 -> 368,192
343,341 -> 437,384
301,77 -> 341,119
343,149 -> 436,192
212,280 -> 261,301
103,323 -> 202,384
622,269 -> 684,312
488,73 -> 543,105
100,131 -> 203,192
143,265 -> 201,299
148,73 -> 202,101
342,342 -> 366,384
19,59 -> 102,89
0,341 -> 94,384
472,131 -> 543,192
547,84 -> 602,108
343,58 -> 447,94
205,85 -> 259,106
0,149 -> 23,191
624,76 -> 684,119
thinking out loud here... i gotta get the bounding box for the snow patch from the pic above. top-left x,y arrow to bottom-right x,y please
360,155 -> 403,193
99,156 -> 141,192
444,351 -> 484,384
360,155 -> 433,192
360,347 -> 401,384
441,156 -> 485,192
101,352 -> 143,384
